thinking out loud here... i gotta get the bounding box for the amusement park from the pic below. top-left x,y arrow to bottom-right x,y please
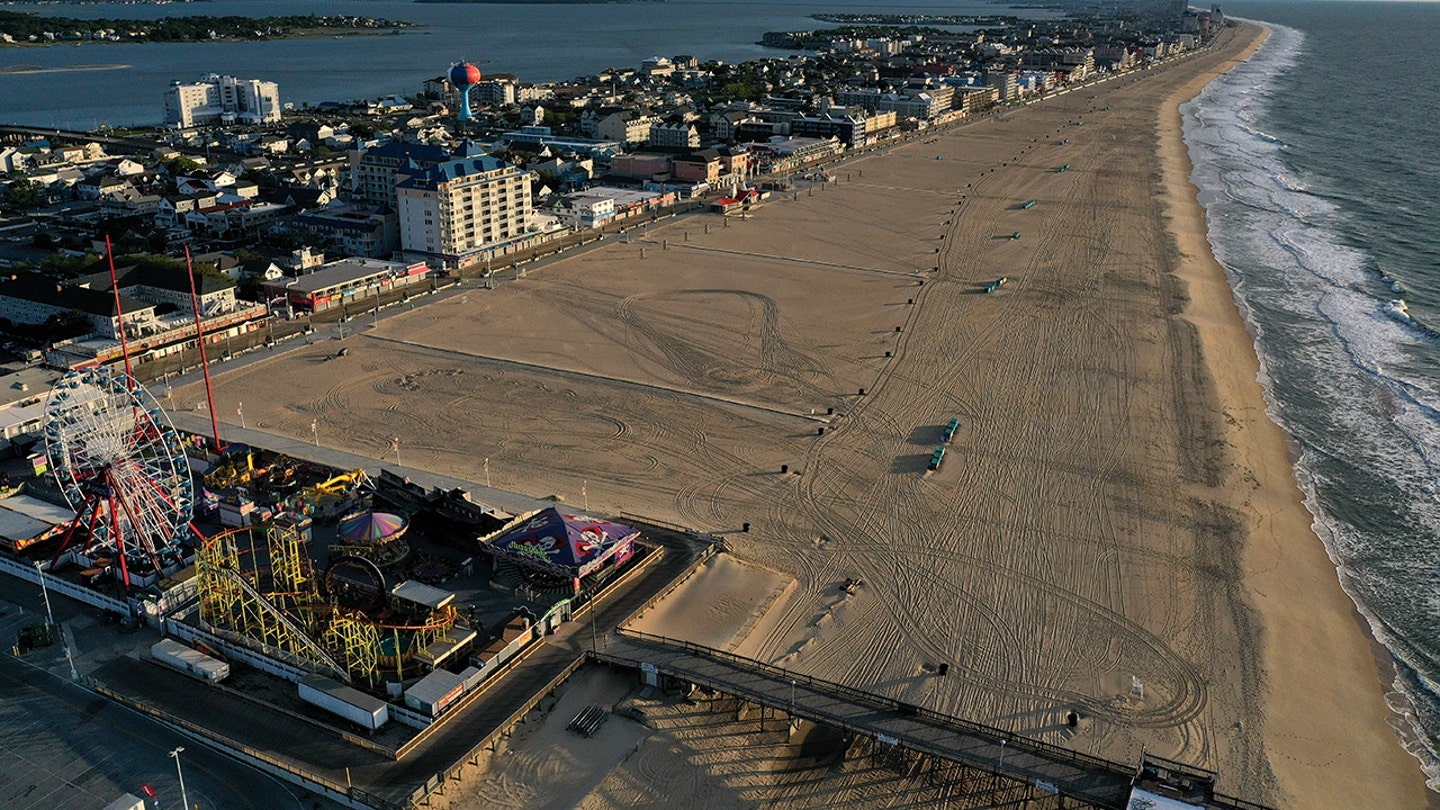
17,357 -> 658,715
0,245 -> 676,777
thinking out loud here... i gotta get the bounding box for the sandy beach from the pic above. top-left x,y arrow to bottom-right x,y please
182,21 -> 1425,806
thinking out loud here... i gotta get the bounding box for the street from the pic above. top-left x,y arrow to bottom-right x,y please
0,609 -> 328,810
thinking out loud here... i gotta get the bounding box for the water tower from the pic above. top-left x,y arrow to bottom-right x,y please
449,61 -> 482,121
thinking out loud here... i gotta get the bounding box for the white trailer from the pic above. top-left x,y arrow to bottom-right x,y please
298,675 -> 389,731
151,638 -> 229,683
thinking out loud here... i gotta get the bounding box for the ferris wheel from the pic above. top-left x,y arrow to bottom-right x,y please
44,367 -> 193,579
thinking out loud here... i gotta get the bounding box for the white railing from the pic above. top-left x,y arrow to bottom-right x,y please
386,702 -> 433,730
164,619 -> 315,683
2,554 -> 130,614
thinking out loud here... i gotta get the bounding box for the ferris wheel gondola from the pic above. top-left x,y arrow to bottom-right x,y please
44,367 -> 193,585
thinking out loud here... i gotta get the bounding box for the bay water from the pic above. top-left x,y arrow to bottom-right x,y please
0,0 -> 1044,129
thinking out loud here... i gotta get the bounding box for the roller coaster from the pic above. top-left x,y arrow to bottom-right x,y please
196,521 -> 462,687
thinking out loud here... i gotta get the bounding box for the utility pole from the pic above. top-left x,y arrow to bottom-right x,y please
35,562 -> 76,680
169,747 -> 189,810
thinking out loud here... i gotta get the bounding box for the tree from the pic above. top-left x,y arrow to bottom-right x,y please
113,230 -> 148,255
723,81 -> 763,101
40,252 -> 98,279
3,178 -> 42,211
42,309 -> 93,341
165,156 -> 203,175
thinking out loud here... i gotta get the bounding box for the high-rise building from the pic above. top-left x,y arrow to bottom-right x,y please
984,71 -> 1019,103
396,154 -> 534,270
352,140 -> 486,208
163,74 -> 281,128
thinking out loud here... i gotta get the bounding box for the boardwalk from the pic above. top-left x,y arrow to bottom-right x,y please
598,631 -> 1134,809
351,529 -> 711,808
595,631 -> 1269,810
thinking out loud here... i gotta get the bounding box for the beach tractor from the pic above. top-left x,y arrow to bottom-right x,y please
941,418 -> 960,443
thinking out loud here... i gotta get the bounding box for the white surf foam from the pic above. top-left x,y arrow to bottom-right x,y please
1185,20 -> 1440,790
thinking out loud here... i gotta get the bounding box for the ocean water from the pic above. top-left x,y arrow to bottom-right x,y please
0,0 -> 1048,129
1185,0 -> 1440,789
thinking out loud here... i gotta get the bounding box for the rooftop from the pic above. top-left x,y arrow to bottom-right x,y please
76,259 -> 234,297
280,258 -> 424,295
360,139 -> 485,166
0,273 -> 152,318
391,580 -> 455,611
396,154 -> 518,189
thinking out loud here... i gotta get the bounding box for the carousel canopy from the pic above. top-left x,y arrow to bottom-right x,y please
484,508 -> 639,577
338,511 -> 409,543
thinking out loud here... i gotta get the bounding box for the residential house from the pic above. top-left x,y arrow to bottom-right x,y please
593,109 -> 662,146
648,120 -> 700,150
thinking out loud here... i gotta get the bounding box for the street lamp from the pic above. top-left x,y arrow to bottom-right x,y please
790,679 -> 796,718
169,746 -> 189,810
35,562 -> 77,680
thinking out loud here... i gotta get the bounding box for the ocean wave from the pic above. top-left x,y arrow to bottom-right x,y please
1385,298 -> 1420,330
1240,123 -> 1286,146
1185,19 -> 1440,791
